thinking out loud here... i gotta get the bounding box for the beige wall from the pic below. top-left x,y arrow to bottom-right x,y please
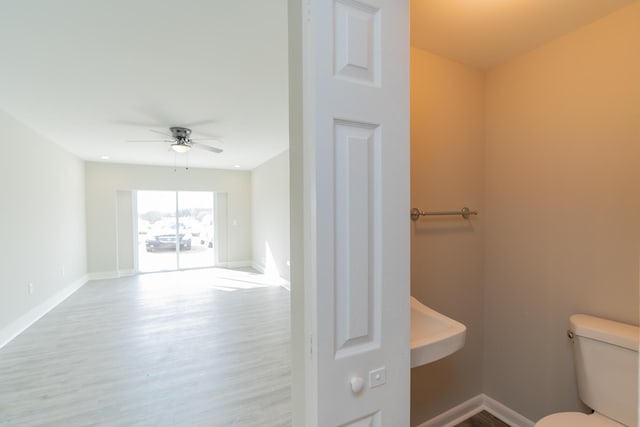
410,47 -> 485,425
251,150 -> 290,282
85,162 -> 252,275
484,2 -> 640,421
0,109 -> 87,338
410,3 -> 640,423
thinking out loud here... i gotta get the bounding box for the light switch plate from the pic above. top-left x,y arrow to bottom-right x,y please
369,367 -> 386,388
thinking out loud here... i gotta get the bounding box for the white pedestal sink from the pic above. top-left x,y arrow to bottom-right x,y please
410,296 -> 466,368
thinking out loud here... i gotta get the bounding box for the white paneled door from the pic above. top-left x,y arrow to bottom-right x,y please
301,0 -> 410,425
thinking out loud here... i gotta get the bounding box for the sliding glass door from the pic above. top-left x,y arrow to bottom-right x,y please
136,191 -> 215,272
177,191 -> 214,270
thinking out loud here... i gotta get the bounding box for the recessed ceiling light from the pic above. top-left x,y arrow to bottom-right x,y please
100,155 -> 110,160
234,165 -> 241,168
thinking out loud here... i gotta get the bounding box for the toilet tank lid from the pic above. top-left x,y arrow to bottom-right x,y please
570,314 -> 639,351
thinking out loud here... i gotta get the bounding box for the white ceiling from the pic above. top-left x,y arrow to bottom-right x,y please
0,0 -> 289,170
1,1 -> 636,170
411,0 -> 638,69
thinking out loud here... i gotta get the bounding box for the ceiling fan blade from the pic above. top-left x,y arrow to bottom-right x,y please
126,139 -> 174,142
192,131 -> 224,140
192,142 -> 223,153
149,129 -> 174,138
192,138 -> 223,143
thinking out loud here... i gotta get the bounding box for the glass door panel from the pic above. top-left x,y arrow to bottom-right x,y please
137,191 -> 178,272
177,191 -> 215,269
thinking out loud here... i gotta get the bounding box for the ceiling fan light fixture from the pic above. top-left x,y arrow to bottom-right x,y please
171,142 -> 191,153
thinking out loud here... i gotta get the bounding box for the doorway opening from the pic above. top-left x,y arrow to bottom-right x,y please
136,190 -> 218,273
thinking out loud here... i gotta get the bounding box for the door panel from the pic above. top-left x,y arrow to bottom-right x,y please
137,191 -> 178,272
177,191 -> 215,270
334,121 -> 380,358
304,0 -> 410,425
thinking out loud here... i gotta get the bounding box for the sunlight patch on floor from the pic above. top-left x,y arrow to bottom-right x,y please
135,267 -> 285,299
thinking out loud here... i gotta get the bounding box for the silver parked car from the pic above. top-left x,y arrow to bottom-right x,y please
145,220 -> 192,252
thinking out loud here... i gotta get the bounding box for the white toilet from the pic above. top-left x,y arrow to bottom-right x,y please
535,314 -> 639,427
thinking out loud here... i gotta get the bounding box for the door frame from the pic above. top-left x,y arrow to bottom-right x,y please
288,0 -> 308,424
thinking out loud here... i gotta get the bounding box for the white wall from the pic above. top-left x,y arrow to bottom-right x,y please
410,47 -> 485,425
0,109 -> 87,340
484,2 -> 640,421
251,150 -> 290,282
85,162 -> 252,275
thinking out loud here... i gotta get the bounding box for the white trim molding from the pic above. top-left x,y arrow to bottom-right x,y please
417,395 -> 485,427
483,394 -> 536,427
417,394 -> 535,427
117,269 -> 136,277
252,260 -> 291,291
252,260 -> 266,274
0,275 -> 89,350
218,260 -> 253,269
87,270 -> 135,281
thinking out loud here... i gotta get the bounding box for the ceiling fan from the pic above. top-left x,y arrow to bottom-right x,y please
129,126 -> 223,154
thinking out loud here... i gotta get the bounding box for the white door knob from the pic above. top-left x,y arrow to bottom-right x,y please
350,376 -> 364,394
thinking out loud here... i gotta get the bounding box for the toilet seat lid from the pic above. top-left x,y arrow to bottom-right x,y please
536,412 -> 622,427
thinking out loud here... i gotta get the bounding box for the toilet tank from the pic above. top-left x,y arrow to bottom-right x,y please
570,314 -> 639,427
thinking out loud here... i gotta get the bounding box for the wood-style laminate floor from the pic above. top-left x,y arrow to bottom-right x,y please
0,268 -> 291,427
455,410 -> 511,427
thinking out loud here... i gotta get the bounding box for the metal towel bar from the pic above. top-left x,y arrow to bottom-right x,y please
410,207 -> 478,221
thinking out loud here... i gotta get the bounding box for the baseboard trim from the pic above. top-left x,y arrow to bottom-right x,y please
0,275 -> 89,350
483,395 -> 536,427
252,260 -> 266,273
88,270 -> 136,281
252,261 -> 291,290
117,269 -> 136,277
417,394 -> 535,427
218,260 -> 253,269
88,271 -> 118,280
417,395 -> 485,427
